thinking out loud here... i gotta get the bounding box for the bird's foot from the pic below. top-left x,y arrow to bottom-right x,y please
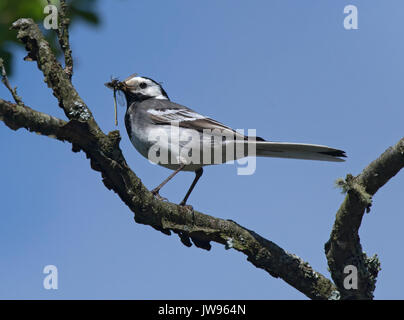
179,202 -> 195,224
151,189 -> 167,202
179,198 -> 191,207
180,203 -> 193,210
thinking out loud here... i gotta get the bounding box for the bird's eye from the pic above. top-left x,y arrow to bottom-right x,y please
139,82 -> 148,89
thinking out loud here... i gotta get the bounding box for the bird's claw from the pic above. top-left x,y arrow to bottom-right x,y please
180,203 -> 193,211
151,190 -> 167,202
179,203 -> 195,224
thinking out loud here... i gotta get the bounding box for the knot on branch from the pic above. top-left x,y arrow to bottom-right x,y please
11,19 -> 41,62
353,252 -> 381,299
11,18 -> 33,31
336,174 -> 372,212
106,130 -> 125,160
68,101 -> 91,121
107,130 -> 121,145
328,290 -> 341,300
365,253 -> 381,286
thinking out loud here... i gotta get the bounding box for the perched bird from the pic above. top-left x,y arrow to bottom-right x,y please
106,74 -> 346,206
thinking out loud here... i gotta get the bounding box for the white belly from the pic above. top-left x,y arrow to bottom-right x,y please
128,123 -> 246,172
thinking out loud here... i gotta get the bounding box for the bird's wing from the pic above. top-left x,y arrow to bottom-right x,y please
142,100 -> 346,162
145,100 -> 246,139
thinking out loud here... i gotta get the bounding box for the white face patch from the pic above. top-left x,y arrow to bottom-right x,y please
123,76 -> 168,100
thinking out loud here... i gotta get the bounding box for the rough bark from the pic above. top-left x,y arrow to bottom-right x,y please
0,97 -> 337,300
325,139 -> 404,299
1,12 -> 403,300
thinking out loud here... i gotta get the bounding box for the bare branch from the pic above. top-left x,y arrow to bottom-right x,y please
7,15 -> 403,300
10,18 -> 93,126
0,96 -> 337,300
55,0 -> 73,78
0,98 -> 65,136
0,58 -> 24,106
325,138 -> 404,299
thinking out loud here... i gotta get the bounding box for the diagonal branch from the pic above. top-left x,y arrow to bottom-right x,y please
0,97 -> 337,299
2,17 -> 341,299
325,138 -> 404,299
2,12 -> 401,301
0,58 -> 23,106
9,15 -> 403,300
10,18 -> 93,126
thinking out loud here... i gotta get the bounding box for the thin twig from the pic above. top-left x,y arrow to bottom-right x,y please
51,0 -> 73,79
0,58 -> 24,106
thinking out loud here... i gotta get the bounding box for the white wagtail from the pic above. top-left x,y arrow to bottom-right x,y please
105,74 -> 346,206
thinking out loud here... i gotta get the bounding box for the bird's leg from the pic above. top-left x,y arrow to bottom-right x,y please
151,164 -> 185,200
180,168 -> 203,206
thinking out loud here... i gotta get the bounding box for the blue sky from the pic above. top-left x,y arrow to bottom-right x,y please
1,0 -> 403,299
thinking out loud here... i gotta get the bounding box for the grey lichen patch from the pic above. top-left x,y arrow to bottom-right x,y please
399,143 -> 404,155
335,174 -> 357,194
11,18 -> 33,30
335,177 -> 349,193
328,290 -> 341,300
68,101 -> 91,121
39,41 -> 50,52
335,174 -> 372,209
366,254 -> 381,280
78,109 -> 91,122
289,253 -> 304,264
225,238 -> 234,250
